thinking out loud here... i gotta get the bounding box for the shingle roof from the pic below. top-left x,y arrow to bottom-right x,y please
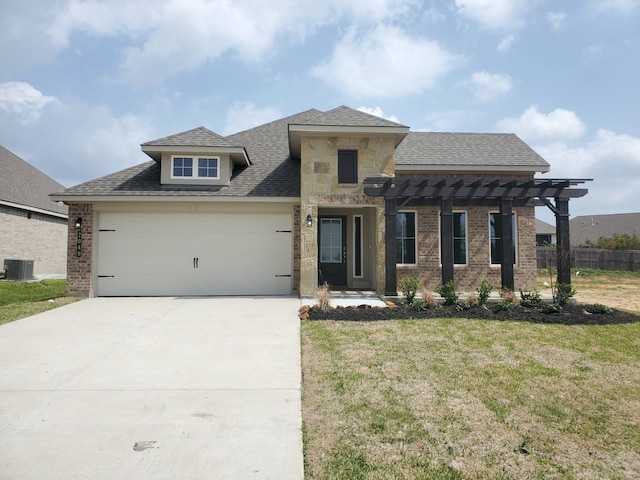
294,105 -> 408,128
53,107 -> 554,200
0,145 -> 68,215
55,109 -> 322,198
142,126 -> 234,147
535,218 -> 556,234
570,213 -> 640,246
395,132 -> 550,171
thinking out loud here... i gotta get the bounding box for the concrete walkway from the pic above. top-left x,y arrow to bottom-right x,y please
0,297 -> 303,480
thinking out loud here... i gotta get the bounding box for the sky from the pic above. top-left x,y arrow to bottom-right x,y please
1,0 -> 639,224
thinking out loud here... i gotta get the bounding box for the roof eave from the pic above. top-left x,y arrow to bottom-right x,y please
1,199 -> 68,219
394,163 -> 551,174
49,194 -> 300,204
141,145 -> 251,166
288,124 -> 410,159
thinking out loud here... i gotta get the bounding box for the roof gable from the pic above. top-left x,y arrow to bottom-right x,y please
142,126 -> 233,147
296,105 -> 408,128
0,145 -> 68,216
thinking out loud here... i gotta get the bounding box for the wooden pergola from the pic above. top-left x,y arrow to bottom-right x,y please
363,176 -> 590,295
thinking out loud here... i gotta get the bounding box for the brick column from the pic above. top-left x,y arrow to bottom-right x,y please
66,203 -> 93,296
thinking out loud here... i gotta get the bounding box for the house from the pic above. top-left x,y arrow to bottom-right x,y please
0,146 -> 68,278
51,106 -> 588,297
570,213 -> 640,246
535,218 -> 557,246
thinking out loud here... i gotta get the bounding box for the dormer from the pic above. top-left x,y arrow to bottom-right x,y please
141,127 -> 250,186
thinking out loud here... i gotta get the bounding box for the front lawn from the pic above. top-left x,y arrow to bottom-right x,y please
0,279 -> 80,325
302,270 -> 640,479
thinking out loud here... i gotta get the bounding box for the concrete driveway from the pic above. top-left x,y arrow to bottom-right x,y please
0,297 -> 303,480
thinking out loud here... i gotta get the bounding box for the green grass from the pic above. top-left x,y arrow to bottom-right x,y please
302,318 -> 640,479
0,279 -> 79,325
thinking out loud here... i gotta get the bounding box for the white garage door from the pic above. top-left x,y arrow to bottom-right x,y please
97,213 -> 292,296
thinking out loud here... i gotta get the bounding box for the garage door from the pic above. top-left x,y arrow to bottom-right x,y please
96,213 -> 292,296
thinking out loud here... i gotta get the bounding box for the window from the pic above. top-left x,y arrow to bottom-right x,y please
353,216 -> 363,277
453,212 -> 467,265
320,218 -> 343,263
197,158 -> 219,178
171,156 -> 219,179
338,150 -> 357,183
172,157 -> 193,177
490,212 -> 517,265
396,211 -> 417,265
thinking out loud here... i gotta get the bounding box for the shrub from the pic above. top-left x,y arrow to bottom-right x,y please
520,289 -> 542,307
412,299 -> 428,311
500,289 -> 517,304
437,280 -> 459,306
398,277 -> 420,305
476,278 -> 493,306
554,283 -> 576,307
466,292 -> 479,307
495,300 -> 514,312
315,282 -> 331,310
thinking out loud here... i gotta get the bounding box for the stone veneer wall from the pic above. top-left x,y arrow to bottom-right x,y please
299,135 -> 395,296
397,204 -> 537,292
66,203 -> 93,296
0,206 -> 67,276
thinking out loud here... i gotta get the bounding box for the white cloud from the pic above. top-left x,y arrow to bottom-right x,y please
497,34 -> 515,52
356,106 -> 400,123
223,102 -> 281,135
44,0 -> 421,85
0,90 -> 154,186
496,106 -> 587,142
547,11 -> 567,29
0,82 -> 59,124
467,72 -> 513,101
535,129 -> 640,216
311,25 -> 460,98
589,0 -> 640,15
455,0 -> 532,30
422,110 -> 485,131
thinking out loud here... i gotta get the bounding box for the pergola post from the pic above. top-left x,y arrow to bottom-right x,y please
440,197 -> 454,285
384,198 -> 398,295
555,197 -> 571,285
500,198 -> 515,291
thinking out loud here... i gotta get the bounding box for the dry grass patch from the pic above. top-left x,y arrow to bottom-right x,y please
302,318 -> 640,479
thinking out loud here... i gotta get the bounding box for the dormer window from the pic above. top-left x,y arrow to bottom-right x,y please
171,156 -> 220,179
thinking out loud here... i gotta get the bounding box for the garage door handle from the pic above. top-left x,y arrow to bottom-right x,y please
193,257 -> 199,269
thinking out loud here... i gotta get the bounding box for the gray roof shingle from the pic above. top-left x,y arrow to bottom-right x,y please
570,213 -> 640,246
142,126 -> 234,147
395,132 -> 550,171
0,145 -> 68,215
53,107 -> 553,200
294,105 -> 408,128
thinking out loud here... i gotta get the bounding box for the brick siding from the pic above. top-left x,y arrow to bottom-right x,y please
66,203 -> 93,296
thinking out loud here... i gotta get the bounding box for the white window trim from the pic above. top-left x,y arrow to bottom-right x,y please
397,210 -> 418,267
170,155 -> 220,180
438,210 -> 469,267
489,211 -> 518,267
353,215 -> 364,278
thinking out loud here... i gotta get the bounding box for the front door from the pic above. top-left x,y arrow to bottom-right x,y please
319,216 -> 347,286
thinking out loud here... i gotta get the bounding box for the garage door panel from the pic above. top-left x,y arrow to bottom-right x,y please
97,213 -> 292,296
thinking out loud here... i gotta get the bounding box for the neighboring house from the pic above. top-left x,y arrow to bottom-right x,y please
570,213 -> 640,246
51,106 -> 588,297
0,145 -> 68,277
535,218 -> 557,246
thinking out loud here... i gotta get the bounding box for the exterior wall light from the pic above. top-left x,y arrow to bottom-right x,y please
75,217 -> 83,229
306,214 -> 313,227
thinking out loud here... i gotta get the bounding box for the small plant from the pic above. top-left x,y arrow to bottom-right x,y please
437,280 -> 459,306
476,278 -> 493,306
412,299 -> 428,311
421,289 -> 437,308
590,303 -> 614,314
500,289 -> 517,304
520,289 -> 542,307
495,299 -> 514,312
398,277 -> 420,305
466,292 -> 479,307
315,282 -> 331,310
543,303 -> 562,314
554,283 -> 576,307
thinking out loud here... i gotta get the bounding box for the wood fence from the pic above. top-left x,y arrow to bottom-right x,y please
537,247 -> 640,271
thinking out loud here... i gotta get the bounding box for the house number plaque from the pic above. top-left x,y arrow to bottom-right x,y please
76,229 -> 82,257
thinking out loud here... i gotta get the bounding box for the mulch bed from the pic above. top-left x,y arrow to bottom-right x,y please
304,302 -> 640,325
